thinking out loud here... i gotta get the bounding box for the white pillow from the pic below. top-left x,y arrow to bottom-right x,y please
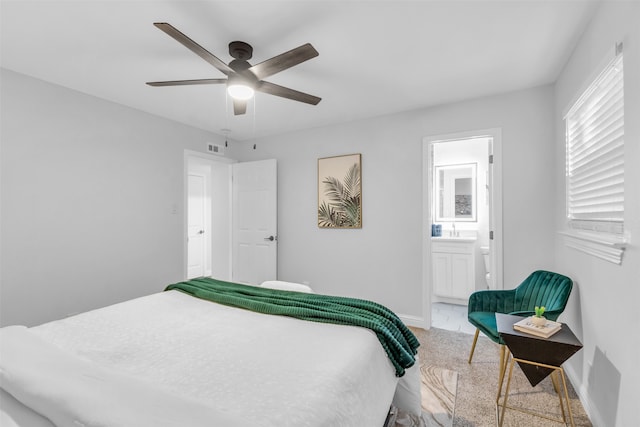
260,281 -> 314,293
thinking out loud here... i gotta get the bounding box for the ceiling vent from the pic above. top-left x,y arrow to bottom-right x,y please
206,142 -> 225,156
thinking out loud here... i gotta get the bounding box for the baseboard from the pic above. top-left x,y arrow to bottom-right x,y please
564,364 -> 602,427
398,313 -> 427,329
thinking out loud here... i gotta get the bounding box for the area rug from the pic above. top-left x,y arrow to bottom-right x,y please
393,364 -> 458,427
409,327 -> 593,427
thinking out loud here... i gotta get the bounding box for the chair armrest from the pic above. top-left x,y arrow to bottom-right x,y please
468,289 -> 516,315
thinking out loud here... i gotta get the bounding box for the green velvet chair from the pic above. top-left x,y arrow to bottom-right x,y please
467,270 -> 573,365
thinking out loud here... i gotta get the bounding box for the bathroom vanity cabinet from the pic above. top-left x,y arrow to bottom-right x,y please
432,238 -> 476,300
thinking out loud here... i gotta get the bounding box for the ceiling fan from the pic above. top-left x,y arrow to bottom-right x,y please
146,23 -> 321,115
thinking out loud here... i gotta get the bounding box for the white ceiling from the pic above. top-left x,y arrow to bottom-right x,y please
1,0 -> 599,141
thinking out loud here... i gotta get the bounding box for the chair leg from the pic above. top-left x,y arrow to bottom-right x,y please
468,328 -> 480,363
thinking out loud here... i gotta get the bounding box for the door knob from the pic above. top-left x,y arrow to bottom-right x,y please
264,235 -> 276,241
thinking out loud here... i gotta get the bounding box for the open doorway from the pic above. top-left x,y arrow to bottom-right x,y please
183,151 -> 279,285
184,151 -> 234,281
422,129 -> 503,331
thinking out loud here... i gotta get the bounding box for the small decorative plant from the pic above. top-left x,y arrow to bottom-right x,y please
531,306 -> 547,326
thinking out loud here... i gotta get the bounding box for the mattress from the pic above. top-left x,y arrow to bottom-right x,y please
0,290 -> 420,426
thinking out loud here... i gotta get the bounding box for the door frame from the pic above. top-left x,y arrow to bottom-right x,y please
422,128 -> 503,329
183,150 -> 235,280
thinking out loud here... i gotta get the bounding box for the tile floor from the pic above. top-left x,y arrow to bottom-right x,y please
430,302 -> 477,335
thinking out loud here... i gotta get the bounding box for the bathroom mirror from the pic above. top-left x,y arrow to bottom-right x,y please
435,163 -> 477,222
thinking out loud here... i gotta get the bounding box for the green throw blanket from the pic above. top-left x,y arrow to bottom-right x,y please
165,277 -> 419,377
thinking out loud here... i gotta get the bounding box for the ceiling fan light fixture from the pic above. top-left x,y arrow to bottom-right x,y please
227,84 -> 255,100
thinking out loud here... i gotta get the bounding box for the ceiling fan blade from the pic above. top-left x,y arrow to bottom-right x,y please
154,23 -> 233,76
248,43 -> 319,80
146,78 -> 227,87
257,81 -> 321,105
233,99 -> 247,115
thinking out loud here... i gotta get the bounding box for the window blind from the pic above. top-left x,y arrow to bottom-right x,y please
566,53 -> 624,231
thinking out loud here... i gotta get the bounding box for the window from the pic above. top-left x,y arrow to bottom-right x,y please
562,45 -> 626,264
565,49 -> 624,235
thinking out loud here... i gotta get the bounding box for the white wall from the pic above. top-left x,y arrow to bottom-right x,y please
0,69 -> 238,327
553,2 -> 640,426
235,85 -> 557,320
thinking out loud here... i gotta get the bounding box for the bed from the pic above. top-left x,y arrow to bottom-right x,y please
0,278 -> 422,427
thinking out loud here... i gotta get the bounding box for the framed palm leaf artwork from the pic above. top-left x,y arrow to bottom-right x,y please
318,153 -> 362,228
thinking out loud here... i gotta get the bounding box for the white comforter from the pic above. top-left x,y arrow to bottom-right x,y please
1,290 -> 419,426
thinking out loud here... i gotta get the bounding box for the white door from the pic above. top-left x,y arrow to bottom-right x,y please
232,159 -> 277,285
187,173 -> 206,279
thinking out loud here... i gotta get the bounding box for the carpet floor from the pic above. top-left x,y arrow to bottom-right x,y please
404,327 -> 593,427
393,363 -> 457,427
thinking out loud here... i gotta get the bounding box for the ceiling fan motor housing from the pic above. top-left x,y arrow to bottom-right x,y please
228,41 -> 257,86
229,41 -> 253,60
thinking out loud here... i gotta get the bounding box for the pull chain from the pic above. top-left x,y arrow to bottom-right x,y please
252,96 -> 257,149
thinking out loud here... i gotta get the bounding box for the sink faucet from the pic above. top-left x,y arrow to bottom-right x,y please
451,222 -> 456,237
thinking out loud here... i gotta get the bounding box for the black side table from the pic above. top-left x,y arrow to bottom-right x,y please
495,313 -> 583,427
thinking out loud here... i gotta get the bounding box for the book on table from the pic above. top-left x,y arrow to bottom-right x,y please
513,316 -> 562,338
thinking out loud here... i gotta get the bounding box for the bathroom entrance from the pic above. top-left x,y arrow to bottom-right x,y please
422,129 -> 503,330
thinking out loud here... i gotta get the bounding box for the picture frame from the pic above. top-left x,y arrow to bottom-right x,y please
318,153 -> 362,228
